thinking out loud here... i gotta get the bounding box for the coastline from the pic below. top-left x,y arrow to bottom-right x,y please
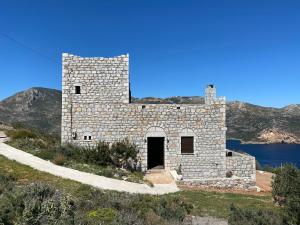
227,139 -> 300,145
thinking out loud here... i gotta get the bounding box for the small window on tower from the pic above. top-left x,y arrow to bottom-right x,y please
88,136 -> 92,140
75,86 -> 81,94
84,136 -> 87,140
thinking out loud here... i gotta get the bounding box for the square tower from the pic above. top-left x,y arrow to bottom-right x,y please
61,53 -> 130,143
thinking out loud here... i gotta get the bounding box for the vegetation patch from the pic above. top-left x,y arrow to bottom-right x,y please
4,128 -> 144,183
87,208 -> 117,224
0,155 -> 191,224
228,164 -> 300,225
0,155 -> 279,224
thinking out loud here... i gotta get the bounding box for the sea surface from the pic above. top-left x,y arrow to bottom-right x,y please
226,140 -> 300,168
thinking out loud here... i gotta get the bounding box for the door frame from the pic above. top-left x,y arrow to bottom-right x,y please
147,137 -> 165,170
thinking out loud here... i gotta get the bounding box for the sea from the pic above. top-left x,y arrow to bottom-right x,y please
226,140 -> 300,168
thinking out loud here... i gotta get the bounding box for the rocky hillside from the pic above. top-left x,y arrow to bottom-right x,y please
226,102 -> 300,143
0,87 -> 61,135
0,88 -> 299,143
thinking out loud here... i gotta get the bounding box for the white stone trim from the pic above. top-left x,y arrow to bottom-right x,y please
145,126 -> 166,137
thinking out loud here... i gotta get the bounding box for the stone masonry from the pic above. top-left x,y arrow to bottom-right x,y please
61,53 -> 256,189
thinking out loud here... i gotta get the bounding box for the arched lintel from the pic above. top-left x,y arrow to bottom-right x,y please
145,126 -> 166,137
179,128 -> 195,137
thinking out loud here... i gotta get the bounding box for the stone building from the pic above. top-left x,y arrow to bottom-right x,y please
61,53 -> 256,189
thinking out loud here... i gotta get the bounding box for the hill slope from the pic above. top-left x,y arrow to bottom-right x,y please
226,102 -> 300,143
0,87 -> 61,135
0,88 -> 299,143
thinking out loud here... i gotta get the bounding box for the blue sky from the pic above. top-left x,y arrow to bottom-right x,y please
0,0 -> 299,107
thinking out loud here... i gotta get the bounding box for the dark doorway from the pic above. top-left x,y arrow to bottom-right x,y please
147,137 -> 164,169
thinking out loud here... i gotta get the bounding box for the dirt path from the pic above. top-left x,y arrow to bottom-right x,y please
0,142 -> 179,195
256,170 -> 274,192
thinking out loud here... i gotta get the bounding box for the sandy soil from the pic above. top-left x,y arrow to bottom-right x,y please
256,170 -> 274,192
144,169 -> 175,184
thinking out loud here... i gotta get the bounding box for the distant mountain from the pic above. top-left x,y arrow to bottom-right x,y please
134,97 -> 300,143
0,87 -> 61,135
0,88 -> 299,143
226,101 -> 300,143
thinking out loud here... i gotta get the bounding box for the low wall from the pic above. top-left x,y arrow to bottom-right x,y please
178,177 -> 256,190
225,150 -> 256,179
179,150 -> 256,190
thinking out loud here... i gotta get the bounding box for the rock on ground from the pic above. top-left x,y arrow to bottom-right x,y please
184,216 -> 228,225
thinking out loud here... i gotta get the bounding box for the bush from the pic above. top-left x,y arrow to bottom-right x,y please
87,208 -> 117,224
84,141 -> 111,166
5,129 -> 37,140
228,204 -> 282,225
283,195 -> 300,225
0,183 -> 75,225
101,167 -> 115,178
53,153 -> 66,165
271,164 -> 300,225
35,149 -> 56,160
95,141 -> 112,165
272,164 -> 300,205
59,142 -> 112,166
129,194 -> 191,222
110,139 -> 139,169
74,185 -> 190,224
262,165 -> 281,174
5,128 -> 60,154
0,174 -> 15,196
60,139 -> 139,171
7,138 -> 47,152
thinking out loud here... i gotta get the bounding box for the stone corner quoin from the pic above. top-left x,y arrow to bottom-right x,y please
61,53 -> 256,189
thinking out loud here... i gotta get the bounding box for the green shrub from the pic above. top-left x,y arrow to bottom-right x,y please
262,165 -> 281,174
228,204 -> 282,225
35,149 -> 56,160
110,209 -> 144,225
110,139 -> 139,169
270,164 -> 300,225
87,208 -> 117,224
7,138 -> 47,151
60,139 -> 139,171
0,174 -> 15,196
59,143 -> 86,162
74,186 -> 190,224
283,195 -> 300,225
5,128 -> 60,154
0,183 -> 75,225
101,167 -> 115,178
272,164 -> 300,205
5,129 -> 37,140
60,142 -> 112,166
129,194 -> 191,222
86,141 -> 111,165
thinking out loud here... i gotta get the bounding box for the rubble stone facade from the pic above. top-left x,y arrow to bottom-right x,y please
61,53 -> 255,188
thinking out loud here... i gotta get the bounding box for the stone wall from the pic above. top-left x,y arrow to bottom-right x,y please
61,54 -> 227,174
178,177 -> 256,190
180,150 -> 256,189
62,53 -> 129,142
225,150 -> 256,179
